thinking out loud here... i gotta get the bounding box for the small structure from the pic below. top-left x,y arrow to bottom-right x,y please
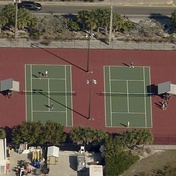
0,78 -> 19,92
77,146 -> 86,172
0,78 -> 19,97
77,153 -> 86,172
89,165 -> 103,176
99,145 -> 105,157
18,142 -> 28,154
158,81 -> 176,95
0,138 -> 7,175
47,146 -> 59,165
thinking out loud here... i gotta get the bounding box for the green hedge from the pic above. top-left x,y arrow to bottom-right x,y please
105,151 -> 140,176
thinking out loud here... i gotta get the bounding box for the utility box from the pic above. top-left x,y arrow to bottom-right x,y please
0,138 -> 7,175
77,153 -> 86,171
47,146 -> 59,165
89,165 -> 103,176
77,146 -> 86,172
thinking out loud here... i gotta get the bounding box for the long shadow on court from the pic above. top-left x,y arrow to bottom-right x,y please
31,43 -> 87,73
120,123 -> 127,127
36,91 -> 89,120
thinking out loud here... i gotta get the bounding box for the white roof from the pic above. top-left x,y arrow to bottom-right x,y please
0,78 -> 19,92
0,160 -> 6,166
89,165 -> 103,176
158,81 -> 176,95
158,81 -> 171,94
47,146 -> 59,158
0,139 -> 5,160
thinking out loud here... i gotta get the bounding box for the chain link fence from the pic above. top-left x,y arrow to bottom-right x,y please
0,38 -> 176,50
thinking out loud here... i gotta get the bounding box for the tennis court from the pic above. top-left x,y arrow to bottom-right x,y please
25,64 -> 73,126
104,66 -> 152,128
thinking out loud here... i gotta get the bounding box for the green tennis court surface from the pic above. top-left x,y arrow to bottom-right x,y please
104,66 -> 152,128
25,64 -> 73,126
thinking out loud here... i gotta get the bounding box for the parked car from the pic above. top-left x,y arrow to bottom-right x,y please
17,1 -> 42,11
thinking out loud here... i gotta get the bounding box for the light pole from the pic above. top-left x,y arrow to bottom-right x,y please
86,33 -> 94,73
15,0 -> 18,40
109,4 -> 113,45
87,79 -> 97,119
86,33 -> 90,73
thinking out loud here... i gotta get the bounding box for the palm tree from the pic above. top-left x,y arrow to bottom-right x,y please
0,128 -> 6,139
101,9 -> 111,35
138,129 -> 154,145
17,8 -> 37,29
0,13 -> 8,33
93,129 -> 109,144
70,126 -> 85,145
85,10 -> 98,33
1,4 -> 16,26
90,9 -> 107,33
77,10 -> 90,31
0,4 -> 37,32
43,121 -> 66,144
171,10 -> 176,31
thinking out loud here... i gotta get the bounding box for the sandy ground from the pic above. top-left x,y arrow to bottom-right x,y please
121,149 -> 176,176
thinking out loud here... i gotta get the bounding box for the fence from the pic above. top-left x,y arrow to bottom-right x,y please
1,38 -> 176,50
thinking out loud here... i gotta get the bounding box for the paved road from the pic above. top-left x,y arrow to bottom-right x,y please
0,0 -> 175,6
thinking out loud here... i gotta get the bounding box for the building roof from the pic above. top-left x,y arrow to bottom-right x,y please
47,146 -> 59,158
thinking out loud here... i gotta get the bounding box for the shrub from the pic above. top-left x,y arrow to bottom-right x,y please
105,150 -> 140,176
0,128 -> 6,139
40,39 -> 51,46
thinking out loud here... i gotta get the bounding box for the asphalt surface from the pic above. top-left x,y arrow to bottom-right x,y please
0,0 -> 175,6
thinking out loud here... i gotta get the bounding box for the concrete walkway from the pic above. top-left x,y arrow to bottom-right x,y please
147,145 -> 176,150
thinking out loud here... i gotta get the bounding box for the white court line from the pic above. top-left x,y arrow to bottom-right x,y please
126,80 -> 129,113
109,66 -> 113,127
25,65 -> 27,121
65,65 -> 68,126
32,78 -> 65,80
149,67 -> 153,128
48,79 -> 51,112
33,110 -> 66,113
104,67 -> 108,127
143,67 -> 147,127
107,65 -> 144,68
111,79 -> 144,81
30,65 -> 33,121
111,67 -> 149,126
29,64 -> 73,125
70,65 -> 73,127
29,64 -> 68,66
112,112 -> 146,114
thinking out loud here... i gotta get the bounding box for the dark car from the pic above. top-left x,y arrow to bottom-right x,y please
18,1 -> 42,11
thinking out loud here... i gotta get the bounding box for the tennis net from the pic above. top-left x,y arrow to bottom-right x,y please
20,89 -> 76,95
100,92 -> 154,96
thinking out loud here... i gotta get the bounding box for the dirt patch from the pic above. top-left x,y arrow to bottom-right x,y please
121,150 -> 176,176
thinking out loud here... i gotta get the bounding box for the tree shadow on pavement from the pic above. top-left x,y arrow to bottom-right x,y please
77,168 -> 89,176
31,43 -> 87,73
69,155 -> 77,171
149,13 -> 173,34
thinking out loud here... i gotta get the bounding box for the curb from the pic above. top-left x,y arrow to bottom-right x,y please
0,1 -> 174,7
